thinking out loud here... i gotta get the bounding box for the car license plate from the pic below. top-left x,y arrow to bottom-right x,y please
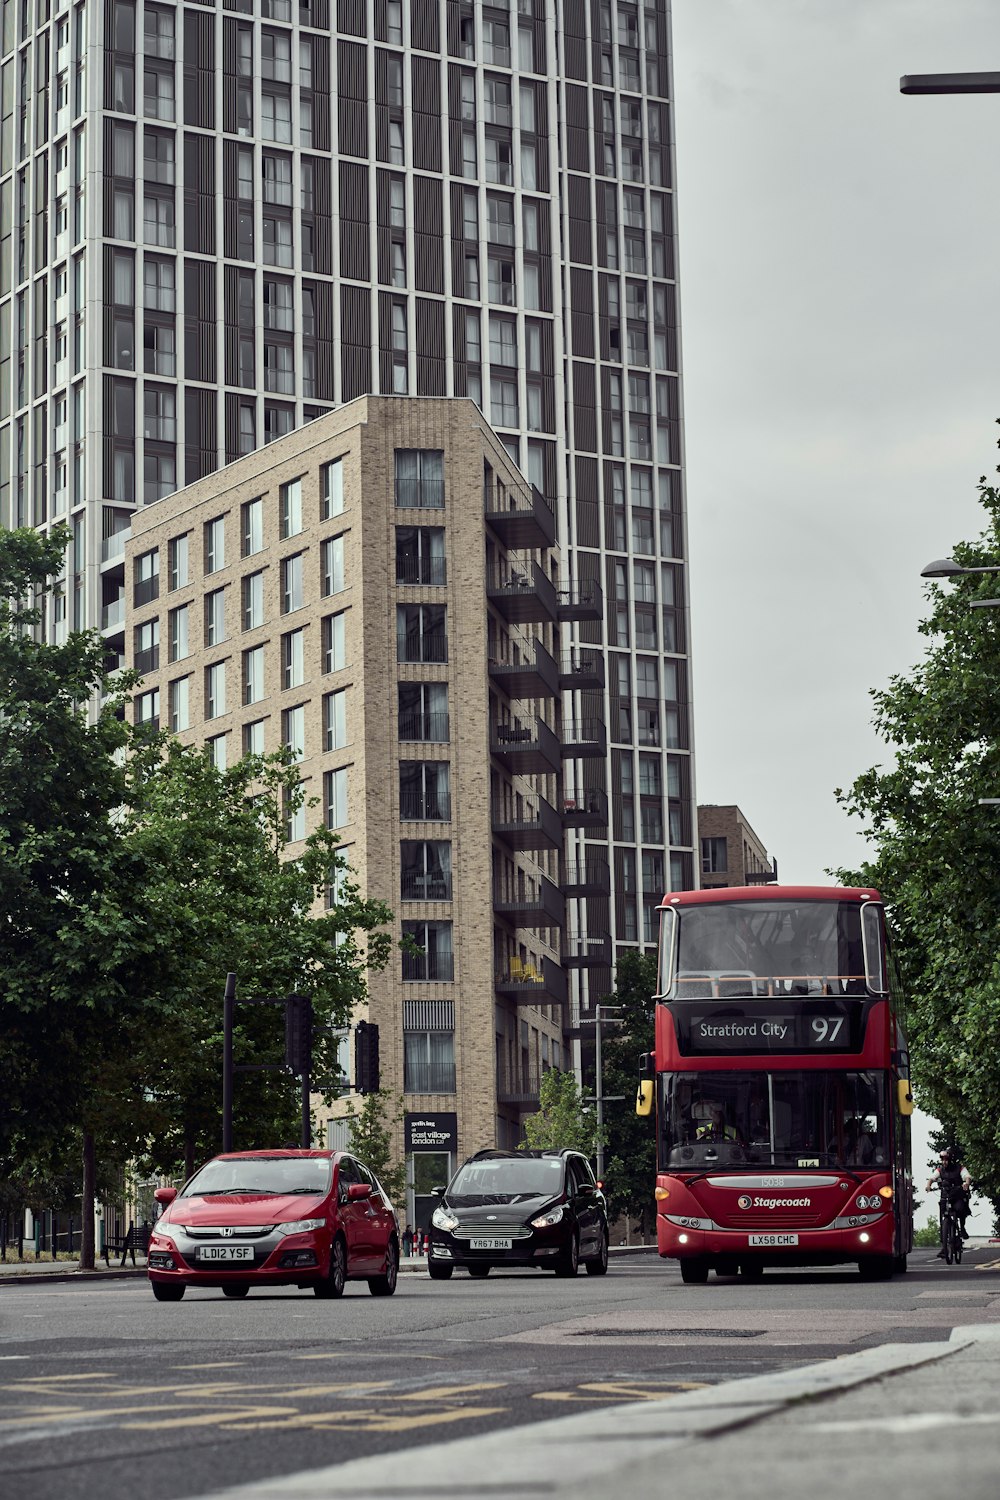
197,1245 -> 254,1261
469,1237 -> 512,1250
748,1234 -> 798,1247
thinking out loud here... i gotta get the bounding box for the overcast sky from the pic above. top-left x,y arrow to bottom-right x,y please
672,0 -> 1000,891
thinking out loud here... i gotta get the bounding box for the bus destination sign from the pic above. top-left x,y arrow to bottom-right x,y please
676,1004 -> 863,1055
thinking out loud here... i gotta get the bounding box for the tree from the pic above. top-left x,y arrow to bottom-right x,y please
835,447 -> 1000,1226
522,1069 -> 602,1156
342,1090 -> 407,1206
597,952 -> 657,1235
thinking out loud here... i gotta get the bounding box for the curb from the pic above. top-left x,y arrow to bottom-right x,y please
0,1267 -> 147,1287
174,1328 -> 993,1500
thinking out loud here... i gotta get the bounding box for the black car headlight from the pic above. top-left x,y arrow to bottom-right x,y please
530,1204 -> 565,1229
431,1206 -> 460,1232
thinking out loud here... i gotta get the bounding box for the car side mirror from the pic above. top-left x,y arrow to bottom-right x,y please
347,1182 -> 372,1201
431,1185 -> 446,1197
154,1186 -> 177,1206
578,1183 -> 595,1197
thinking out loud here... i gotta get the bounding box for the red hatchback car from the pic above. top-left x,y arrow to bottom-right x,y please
147,1149 -> 399,1301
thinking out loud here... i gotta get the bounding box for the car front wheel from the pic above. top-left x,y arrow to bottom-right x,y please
468,1263 -> 491,1278
368,1240 -> 399,1297
151,1282 -> 185,1302
554,1232 -> 579,1277
427,1261 -> 453,1280
315,1236 -> 347,1298
585,1225 -> 609,1276
222,1283 -> 250,1298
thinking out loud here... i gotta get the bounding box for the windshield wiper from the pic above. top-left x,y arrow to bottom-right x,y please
287,1186 -> 324,1194
196,1186 -> 279,1196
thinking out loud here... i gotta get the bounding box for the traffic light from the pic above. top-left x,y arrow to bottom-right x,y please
284,993 -> 313,1077
354,1020 -> 380,1094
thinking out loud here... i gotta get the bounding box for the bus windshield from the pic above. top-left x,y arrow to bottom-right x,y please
663,1069 -> 889,1171
670,900 -> 870,999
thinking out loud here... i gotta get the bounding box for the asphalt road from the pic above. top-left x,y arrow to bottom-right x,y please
2,1247 -> 998,1500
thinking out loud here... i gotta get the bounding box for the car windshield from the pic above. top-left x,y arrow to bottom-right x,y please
181,1156 -> 332,1198
670,900 -> 870,999
447,1157 -> 565,1204
662,1070 -> 889,1171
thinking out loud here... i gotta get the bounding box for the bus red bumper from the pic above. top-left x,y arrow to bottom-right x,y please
657,1212 -> 896,1262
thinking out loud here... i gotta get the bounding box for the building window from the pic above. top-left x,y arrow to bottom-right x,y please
401,921 -> 454,982
400,840 -> 452,901
284,784 -> 306,841
399,761 -> 450,821
398,682 -> 448,742
241,497 -> 263,557
322,611 -> 347,673
321,459 -> 344,520
395,526 -> 446,585
134,548 -> 160,606
168,603 -> 189,661
204,662 -> 226,720
397,604 -> 446,663
394,449 -> 444,509
320,535 -> 345,597
243,718 -> 266,755
242,571 -> 264,631
264,342 -> 294,393
134,618 -> 160,674
243,644 -> 265,704
205,587 -> 227,647
323,688 -> 347,751
143,450 -> 176,503
281,552 -> 304,613
324,767 -> 348,830
403,1031 -> 456,1093
143,193 -> 175,246
282,627 -> 306,688
701,837 -> 727,875
168,675 -> 189,732
134,687 -> 159,727
282,703 -> 305,761
204,517 -> 226,575
143,322 -> 175,373
490,375 -> 518,428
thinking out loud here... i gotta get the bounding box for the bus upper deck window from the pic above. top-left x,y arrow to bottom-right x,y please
861,904 -> 888,994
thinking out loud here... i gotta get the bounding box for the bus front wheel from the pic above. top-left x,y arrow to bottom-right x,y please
858,1255 -> 894,1281
679,1258 -> 709,1285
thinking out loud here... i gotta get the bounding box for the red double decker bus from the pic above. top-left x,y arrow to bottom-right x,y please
637,885 -> 913,1282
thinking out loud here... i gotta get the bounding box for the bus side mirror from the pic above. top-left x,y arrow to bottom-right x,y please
636,1080 -> 654,1117
897,1079 -> 914,1116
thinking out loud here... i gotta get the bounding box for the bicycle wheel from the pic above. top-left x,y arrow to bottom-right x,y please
952,1214 -> 964,1265
943,1213 -> 956,1265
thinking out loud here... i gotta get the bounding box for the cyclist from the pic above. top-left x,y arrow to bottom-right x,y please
926,1148 -> 972,1257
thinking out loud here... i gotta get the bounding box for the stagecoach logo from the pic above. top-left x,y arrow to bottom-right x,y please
738,1195 -> 811,1210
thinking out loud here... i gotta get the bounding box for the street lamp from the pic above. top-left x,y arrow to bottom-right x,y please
901,73 -> 1000,96
920,557 -> 1000,578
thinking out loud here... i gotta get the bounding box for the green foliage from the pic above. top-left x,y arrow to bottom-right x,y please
597,952 -> 658,1232
0,527 -> 393,1206
342,1091 -> 407,1206
835,443 -> 1000,1217
522,1068 -> 603,1156
913,1217 -> 941,1248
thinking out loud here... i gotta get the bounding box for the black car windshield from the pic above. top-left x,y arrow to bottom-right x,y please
181,1156 -> 332,1198
447,1157 -> 565,1204
662,1070 -> 889,1171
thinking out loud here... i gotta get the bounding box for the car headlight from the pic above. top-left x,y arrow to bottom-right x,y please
530,1204 -> 565,1229
274,1218 -> 325,1237
432,1206 -> 460,1232
155,1225 -> 184,1238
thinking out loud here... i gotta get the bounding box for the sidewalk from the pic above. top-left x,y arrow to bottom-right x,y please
179,1324 -> 1000,1500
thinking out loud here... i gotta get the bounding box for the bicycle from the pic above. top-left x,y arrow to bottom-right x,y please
940,1199 -> 964,1265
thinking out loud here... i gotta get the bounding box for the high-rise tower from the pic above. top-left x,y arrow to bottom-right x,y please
1,0 -> 694,1029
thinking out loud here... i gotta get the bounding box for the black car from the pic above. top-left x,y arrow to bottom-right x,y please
427,1148 -> 609,1279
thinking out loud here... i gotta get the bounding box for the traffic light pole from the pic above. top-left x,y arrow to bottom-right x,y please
221,979 -> 313,1151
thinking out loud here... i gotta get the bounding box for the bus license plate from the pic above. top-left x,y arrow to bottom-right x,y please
749,1234 -> 798,1247
470,1238 -> 511,1250
197,1245 -> 254,1261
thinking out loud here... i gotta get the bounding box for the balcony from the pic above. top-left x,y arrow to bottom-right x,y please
490,714 -> 562,776
489,638 -> 559,699
561,789 -> 609,828
484,480 -> 556,550
401,872 -> 453,902
491,793 -> 562,851
559,650 -> 605,691
557,580 -> 603,622
398,711 -> 450,744
562,933 -> 612,968
561,717 -> 607,759
487,560 -> 558,625
396,556 -> 447,586
101,597 -> 125,631
493,874 -> 565,929
562,857 -> 611,897
496,1067 -> 541,1107
400,792 -> 451,822
397,630 -> 448,664
101,532 -> 129,564
494,955 -> 568,1007
134,646 -> 160,675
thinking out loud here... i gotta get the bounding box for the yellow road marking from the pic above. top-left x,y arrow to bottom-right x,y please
396,1382 -> 506,1401
224,1406 -> 508,1434
125,1406 -> 298,1431
171,1362 -> 244,1370
974,1258 -> 1000,1271
534,1380 -> 707,1404
7,1373 -> 114,1384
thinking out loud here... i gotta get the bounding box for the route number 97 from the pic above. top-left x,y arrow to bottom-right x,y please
811,1017 -> 844,1044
